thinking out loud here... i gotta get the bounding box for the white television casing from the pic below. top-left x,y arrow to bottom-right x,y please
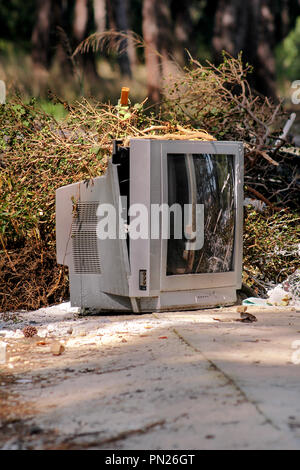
56,139 -> 243,313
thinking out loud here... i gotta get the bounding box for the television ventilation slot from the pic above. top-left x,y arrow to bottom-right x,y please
74,201 -> 99,223
72,202 -> 101,274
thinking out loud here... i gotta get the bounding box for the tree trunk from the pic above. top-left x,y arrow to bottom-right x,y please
52,0 -> 73,76
106,0 -> 132,77
213,0 -> 277,99
213,0 -> 249,60
73,0 -> 89,42
31,0 -> 52,70
142,0 -> 174,103
142,0 -> 161,102
280,0 -> 290,38
94,0 -> 107,33
254,0 -> 277,98
170,0 -> 193,65
73,0 -> 99,82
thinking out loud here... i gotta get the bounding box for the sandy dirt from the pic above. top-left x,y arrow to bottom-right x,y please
0,303 -> 300,450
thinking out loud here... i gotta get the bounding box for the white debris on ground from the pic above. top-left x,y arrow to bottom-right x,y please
243,269 -> 300,308
281,269 -> 300,303
0,301 -> 193,342
1,303 -> 300,450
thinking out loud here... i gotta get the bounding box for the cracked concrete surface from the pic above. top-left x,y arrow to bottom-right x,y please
0,304 -> 300,449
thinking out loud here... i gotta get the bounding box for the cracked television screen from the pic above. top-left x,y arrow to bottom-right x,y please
167,153 -> 235,275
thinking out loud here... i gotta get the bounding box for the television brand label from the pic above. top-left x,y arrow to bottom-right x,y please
139,269 -> 147,291
195,292 -> 216,302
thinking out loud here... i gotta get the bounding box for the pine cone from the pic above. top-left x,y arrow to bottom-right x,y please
22,326 -> 38,338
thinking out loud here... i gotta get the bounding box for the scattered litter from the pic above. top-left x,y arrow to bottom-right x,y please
271,269 -> 300,307
213,315 -> 257,323
267,286 -> 291,306
236,306 -> 248,313
242,270 -> 300,308
239,312 -> 257,323
22,326 -> 38,338
213,318 -> 235,323
50,342 -> 65,356
158,336 -> 168,339
242,298 -> 269,306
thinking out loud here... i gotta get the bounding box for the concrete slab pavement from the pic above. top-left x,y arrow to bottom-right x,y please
0,305 -> 299,449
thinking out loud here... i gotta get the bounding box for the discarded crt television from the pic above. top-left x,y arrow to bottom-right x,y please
56,139 -> 243,313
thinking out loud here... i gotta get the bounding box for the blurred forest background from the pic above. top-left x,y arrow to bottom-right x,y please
1,0 -> 300,110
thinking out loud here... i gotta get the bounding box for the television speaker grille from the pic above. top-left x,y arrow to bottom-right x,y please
72,201 -> 101,274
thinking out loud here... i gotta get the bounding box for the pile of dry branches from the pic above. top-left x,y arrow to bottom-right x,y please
0,53 -> 299,311
0,239 -> 68,312
0,95 -> 214,311
163,52 -> 299,209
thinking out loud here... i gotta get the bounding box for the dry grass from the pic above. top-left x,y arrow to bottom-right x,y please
0,42 -> 148,103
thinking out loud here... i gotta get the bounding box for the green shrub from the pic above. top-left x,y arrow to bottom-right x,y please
276,16 -> 300,82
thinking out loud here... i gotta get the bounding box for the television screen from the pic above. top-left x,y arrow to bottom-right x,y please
167,153 -> 235,276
